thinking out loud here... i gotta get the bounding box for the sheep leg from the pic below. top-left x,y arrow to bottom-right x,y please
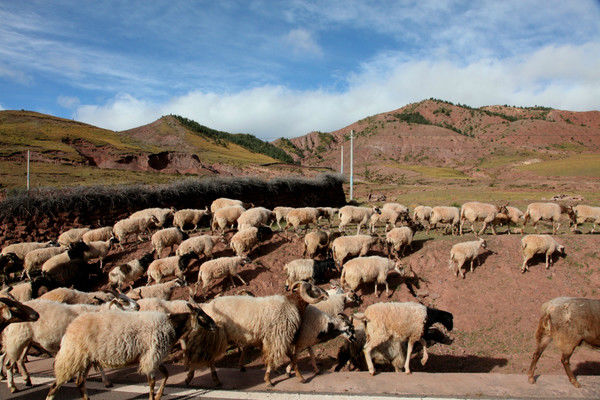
148,374 -> 156,400
375,281 -> 380,297
478,222 -> 488,236
307,347 -> 320,374
385,280 -> 391,298
6,360 -> 18,393
561,349 -> 580,388
363,337 -> 386,375
420,338 -> 429,365
209,363 -> 222,387
155,364 -> 169,400
96,364 -> 112,387
527,333 -> 551,384
289,352 -> 305,383
75,364 -> 91,400
235,274 -> 247,285
238,347 -> 247,372
404,339 -> 415,374
470,259 -> 474,273
16,355 -> 32,387
0,352 -> 5,380
264,363 -> 274,386
229,275 -> 237,288
545,252 -> 550,269
522,255 -> 530,273
185,369 -> 195,386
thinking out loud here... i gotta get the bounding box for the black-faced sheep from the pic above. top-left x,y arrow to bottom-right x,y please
45,304 -> 216,400
448,238 -> 487,278
40,241 -> 90,286
108,252 -> 155,288
528,297 -> 600,388
521,234 -> 565,273
357,302 -> 453,375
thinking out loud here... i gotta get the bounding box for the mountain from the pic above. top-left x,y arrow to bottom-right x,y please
273,99 -> 600,183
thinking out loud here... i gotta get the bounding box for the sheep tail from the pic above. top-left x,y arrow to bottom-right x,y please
523,209 -> 530,225
53,342 -> 90,385
534,312 -> 552,344
425,307 -> 453,332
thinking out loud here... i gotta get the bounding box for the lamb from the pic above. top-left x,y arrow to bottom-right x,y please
429,206 -> 460,235
237,207 -> 275,231
317,207 -> 338,225
331,234 -> 380,268
210,197 -> 245,212
197,256 -> 250,293
57,228 -> 91,246
335,325 -> 453,372
0,297 -> 39,334
459,202 -> 508,235
338,205 -> 381,235
23,246 -> 66,279
211,205 -> 245,233
84,237 -> 119,268
108,252 -> 154,288
283,258 -> 337,290
572,204 -> 600,233
303,230 -> 330,258
130,207 -> 175,228
44,304 -> 216,400
273,206 -> 294,230
113,215 -> 159,248
173,208 -> 210,231
340,256 -> 410,297
176,234 -> 222,259
357,301 -> 453,374
412,206 -> 433,232
521,234 -> 565,273
126,279 -> 184,300
2,296 -> 139,392
81,226 -> 114,243
40,241 -> 90,285
152,227 -> 188,258
230,226 -> 273,257
386,226 -> 414,259
492,206 -> 524,234
285,207 -> 323,232
146,253 -> 196,284
39,287 -> 115,304
523,202 -> 575,234
527,297 -> 600,388
1,241 -> 56,261
202,281 -> 328,386
448,238 -> 487,278
369,208 -> 400,234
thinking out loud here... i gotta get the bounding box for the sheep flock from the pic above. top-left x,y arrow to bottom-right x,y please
0,196 -> 598,399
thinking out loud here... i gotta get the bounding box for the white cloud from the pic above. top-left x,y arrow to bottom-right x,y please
73,42 -> 600,139
57,95 -> 80,109
0,104 -> 4,111
283,28 -> 323,57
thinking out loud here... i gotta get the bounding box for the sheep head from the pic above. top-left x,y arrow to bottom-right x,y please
0,297 -> 39,326
186,303 -> 217,332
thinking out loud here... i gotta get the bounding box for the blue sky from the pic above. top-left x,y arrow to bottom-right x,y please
1,1 -> 599,140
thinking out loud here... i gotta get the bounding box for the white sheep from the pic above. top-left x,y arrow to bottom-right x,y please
237,207 -> 275,230
146,253 -> 196,285
23,246 -> 66,279
357,302 -> 453,375
211,205 -> 245,232
130,207 -> 175,227
493,206 -> 524,234
448,238 -> 487,278
126,279 -> 183,300
84,237 -> 118,268
2,296 -> 138,392
2,276 -> 57,302
523,202 -> 575,234
369,208 -> 400,234
273,206 -> 294,229
572,205 -> 600,233
210,197 -> 245,213
283,258 -> 336,290
429,206 -> 460,235
338,205 -> 381,235
57,228 -> 91,246
285,207 -> 323,232
151,227 -> 187,258
382,203 -> 409,219
303,230 -> 330,258
39,287 -> 115,304
340,256 -> 408,297
176,234 -> 222,258
331,234 -> 380,268
202,281 -> 328,386
197,256 -> 249,292
173,208 -> 210,231
108,252 -> 155,288
113,215 -> 158,248
412,206 -> 433,232
459,202 -> 508,235
386,226 -> 414,258
44,305 -> 216,400
521,234 -> 565,273
230,226 -> 272,257
81,226 -> 113,243
1,241 -> 56,261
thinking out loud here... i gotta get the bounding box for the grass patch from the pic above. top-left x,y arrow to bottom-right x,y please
385,162 -> 467,179
518,154 -> 600,177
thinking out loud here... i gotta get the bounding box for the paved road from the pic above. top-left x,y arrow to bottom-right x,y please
2,356 -> 599,399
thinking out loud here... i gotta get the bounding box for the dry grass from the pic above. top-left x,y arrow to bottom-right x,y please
517,154 -> 600,177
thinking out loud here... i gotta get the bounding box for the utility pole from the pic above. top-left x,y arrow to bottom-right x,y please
349,130 -> 354,200
26,150 -> 30,191
340,145 -> 344,174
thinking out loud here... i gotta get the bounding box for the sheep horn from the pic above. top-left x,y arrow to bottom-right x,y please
295,281 -> 328,304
